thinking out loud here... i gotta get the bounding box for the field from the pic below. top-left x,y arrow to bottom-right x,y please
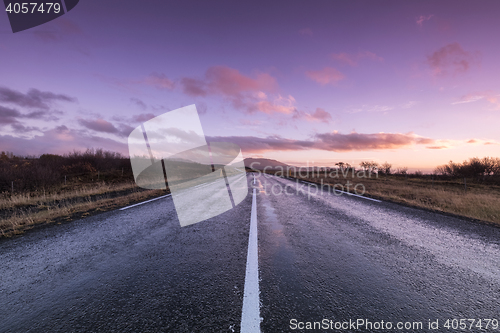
282,169 -> 500,225
2,149 -> 499,237
0,180 -> 167,238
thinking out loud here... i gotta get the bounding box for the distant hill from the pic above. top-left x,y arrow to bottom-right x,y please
244,158 -> 290,170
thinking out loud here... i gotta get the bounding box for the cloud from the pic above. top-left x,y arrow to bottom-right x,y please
305,67 -> 345,85
255,95 -> 296,115
294,108 -> 333,123
180,66 -> 285,114
331,51 -> 383,66
416,14 -> 434,27
205,66 -> 277,96
208,131 -> 435,153
180,77 -> 207,97
0,105 -> 62,126
452,91 -> 500,109
130,97 -> 147,110
315,131 -> 434,151
346,104 -> 394,114
0,87 -> 77,110
132,113 -> 157,122
426,145 -> 447,149
426,43 -> 478,76
299,28 -> 313,36
78,117 -> 137,138
0,105 -> 22,124
143,73 -> 175,90
78,118 -> 118,134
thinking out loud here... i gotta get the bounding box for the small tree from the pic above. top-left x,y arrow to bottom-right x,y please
380,162 -> 392,175
360,161 -> 378,174
396,167 -> 408,175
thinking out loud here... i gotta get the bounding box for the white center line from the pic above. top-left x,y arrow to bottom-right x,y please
240,187 -> 261,333
119,193 -> 172,210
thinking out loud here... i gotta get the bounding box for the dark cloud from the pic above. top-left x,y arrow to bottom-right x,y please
78,118 -> 135,138
0,87 -> 77,110
10,123 -> 40,133
78,118 -> 119,134
0,105 -> 61,126
0,105 -> 22,124
181,78 -> 207,97
132,113 -> 157,122
130,97 -> 147,110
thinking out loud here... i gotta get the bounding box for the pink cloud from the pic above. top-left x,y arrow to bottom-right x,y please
416,14 -> 434,27
255,95 -> 296,115
180,66 -> 288,114
205,66 -> 278,96
294,108 -> 333,123
305,67 -> 345,85
426,43 -> 478,76
452,91 -> 500,109
331,51 -> 383,66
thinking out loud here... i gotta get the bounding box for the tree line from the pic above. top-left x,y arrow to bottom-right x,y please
0,149 -> 133,193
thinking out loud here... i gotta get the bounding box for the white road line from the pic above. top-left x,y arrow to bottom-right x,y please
119,193 -> 172,210
331,188 -> 381,202
241,188 -> 261,333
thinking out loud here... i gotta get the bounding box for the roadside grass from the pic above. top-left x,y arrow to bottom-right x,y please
0,181 -> 167,238
287,173 -> 500,225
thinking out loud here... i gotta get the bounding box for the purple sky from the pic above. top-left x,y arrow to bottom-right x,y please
1,0 -> 499,171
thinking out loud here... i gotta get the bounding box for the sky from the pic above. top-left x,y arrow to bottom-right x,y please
1,0 -> 499,171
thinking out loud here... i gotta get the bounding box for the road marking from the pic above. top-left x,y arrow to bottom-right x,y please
241,188 -> 261,333
331,188 -> 381,202
119,193 -> 172,210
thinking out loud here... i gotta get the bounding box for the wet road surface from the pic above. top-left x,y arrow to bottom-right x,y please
1,174 -> 500,332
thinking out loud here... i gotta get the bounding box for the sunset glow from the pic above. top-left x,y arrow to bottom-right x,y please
1,1 -> 499,172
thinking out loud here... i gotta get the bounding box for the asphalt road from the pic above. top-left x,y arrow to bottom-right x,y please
1,174 -> 500,332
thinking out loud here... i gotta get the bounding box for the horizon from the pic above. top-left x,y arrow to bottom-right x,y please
1,1 -> 499,170
3,148 -> 492,174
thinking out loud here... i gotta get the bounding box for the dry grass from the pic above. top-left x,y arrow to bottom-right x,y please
0,181 -> 167,238
291,173 -> 500,224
